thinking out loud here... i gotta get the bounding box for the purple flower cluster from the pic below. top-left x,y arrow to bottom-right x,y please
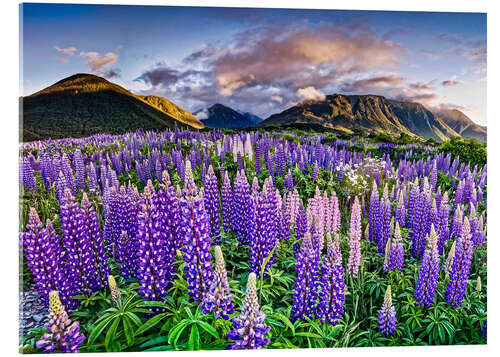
35,291 -> 85,353
136,181 -> 175,302
377,285 -> 397,335
203,165 -> 221,244
227,272 -> 270,349
317,233 -> 345,325
201,246 -> 234,319
384,222 -> 404,272
179,161 -> 214,302
291,232 -> 320,320
414,225 -> 440,307
445,216 -> 475,308
21,208 -> 71,308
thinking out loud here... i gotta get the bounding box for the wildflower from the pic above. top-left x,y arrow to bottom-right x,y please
414,225 -> 440,307
107,275 -> 122,307
291,233 -> 320,320
35,291 -> 85,353
201,246 -> 235,319
317,233 -> 345,325
348,197 -> 362,276
377,285 -> 397,335
227,273 -> 270,349
445,217 -> 475,308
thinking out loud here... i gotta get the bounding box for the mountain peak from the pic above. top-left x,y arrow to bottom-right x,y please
197,104 -> 255,129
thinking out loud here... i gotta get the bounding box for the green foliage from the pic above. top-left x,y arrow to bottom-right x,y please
438,137 -> 487,167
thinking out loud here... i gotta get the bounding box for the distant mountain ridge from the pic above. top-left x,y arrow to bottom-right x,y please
21,73 -> 203,141
260,94 -> 460,141
196,104 -> 256,129
240,112 -> 263,125
434,109 -> 486,142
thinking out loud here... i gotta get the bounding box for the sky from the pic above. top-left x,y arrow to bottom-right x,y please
20,3 -> 487,125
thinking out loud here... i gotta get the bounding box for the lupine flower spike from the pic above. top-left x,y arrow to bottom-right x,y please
35,291 -> 85,353
108,275 -> 122,307
201,246 -> 235,319
414,225 -> 440,307
377,285 -> 397,335
227,273 -> 270,349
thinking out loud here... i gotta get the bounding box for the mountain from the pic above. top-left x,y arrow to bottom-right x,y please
434,109 -> 486,142
260,94 -> 459,141
195,104 -> 255,129
240,112 -> 263,125
21,73 -> 204,141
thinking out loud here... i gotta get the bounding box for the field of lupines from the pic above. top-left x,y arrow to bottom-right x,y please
18,125 -> 487,352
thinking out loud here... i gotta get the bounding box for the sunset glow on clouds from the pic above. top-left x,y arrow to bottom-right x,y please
21,4 -> 486,124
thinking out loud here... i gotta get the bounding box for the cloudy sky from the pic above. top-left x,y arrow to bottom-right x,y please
21,4 -> 486,124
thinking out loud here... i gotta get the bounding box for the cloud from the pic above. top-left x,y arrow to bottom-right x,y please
80,51 -> 119,72
100,68 -> 122,79
441,76 -> 461,87
409,82 -> 435,91
135,64 -> 180,87
195,108 -> 209,120
340,74 -> 404,92
208,25 -> 405,96
296,86 -> 325,101
54,46 -> 77,56
271,95 -> 283,103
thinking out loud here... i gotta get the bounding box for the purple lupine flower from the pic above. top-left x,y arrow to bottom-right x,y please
317,233 -> 345,325
386,222 -> 404,271
232,170 -> 252,245
35,291 -> 85,353
227,272 -> 270,349
21,208 -> 70,308
179,162 -> 214,302
348,197 -> 362,276
203,165 -> 221,244
430,161 -> 437,191
312,161 -> 319,181
86,163 -> 99,194
284,169 -> 293,191
248,187 -> 275,276
20,157 -> 37,191
395,190 -> 406,227
81,193 -> 110,287
201,246 -> 235,319
221,170 -> 233,233
368,182 -> 379,242
414,225 -> 440,307
60,189 -> 100,307
410,179 -> 432,258
444,240 -> 457,273
437,192 -> 450,254
377,285 -> 397,335
73,149 -> 85,191
445,216 -> 474,308
291,232 -> 320,320
136,182 -> 172,302
377,187 -> 391,253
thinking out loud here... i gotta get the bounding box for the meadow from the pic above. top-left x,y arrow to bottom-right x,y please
19,126 -> 487,352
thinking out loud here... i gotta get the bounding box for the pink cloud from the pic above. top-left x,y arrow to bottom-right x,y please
211,25 -> 405,96
80,51 -> 118,72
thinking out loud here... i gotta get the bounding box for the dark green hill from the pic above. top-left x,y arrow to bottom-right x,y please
21,73 -> 204,141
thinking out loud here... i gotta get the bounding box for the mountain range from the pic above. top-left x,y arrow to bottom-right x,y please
20,73 -> 485,142
261,94 -> 463,142
434,109 -> 486,142
194,104 -> 258,129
